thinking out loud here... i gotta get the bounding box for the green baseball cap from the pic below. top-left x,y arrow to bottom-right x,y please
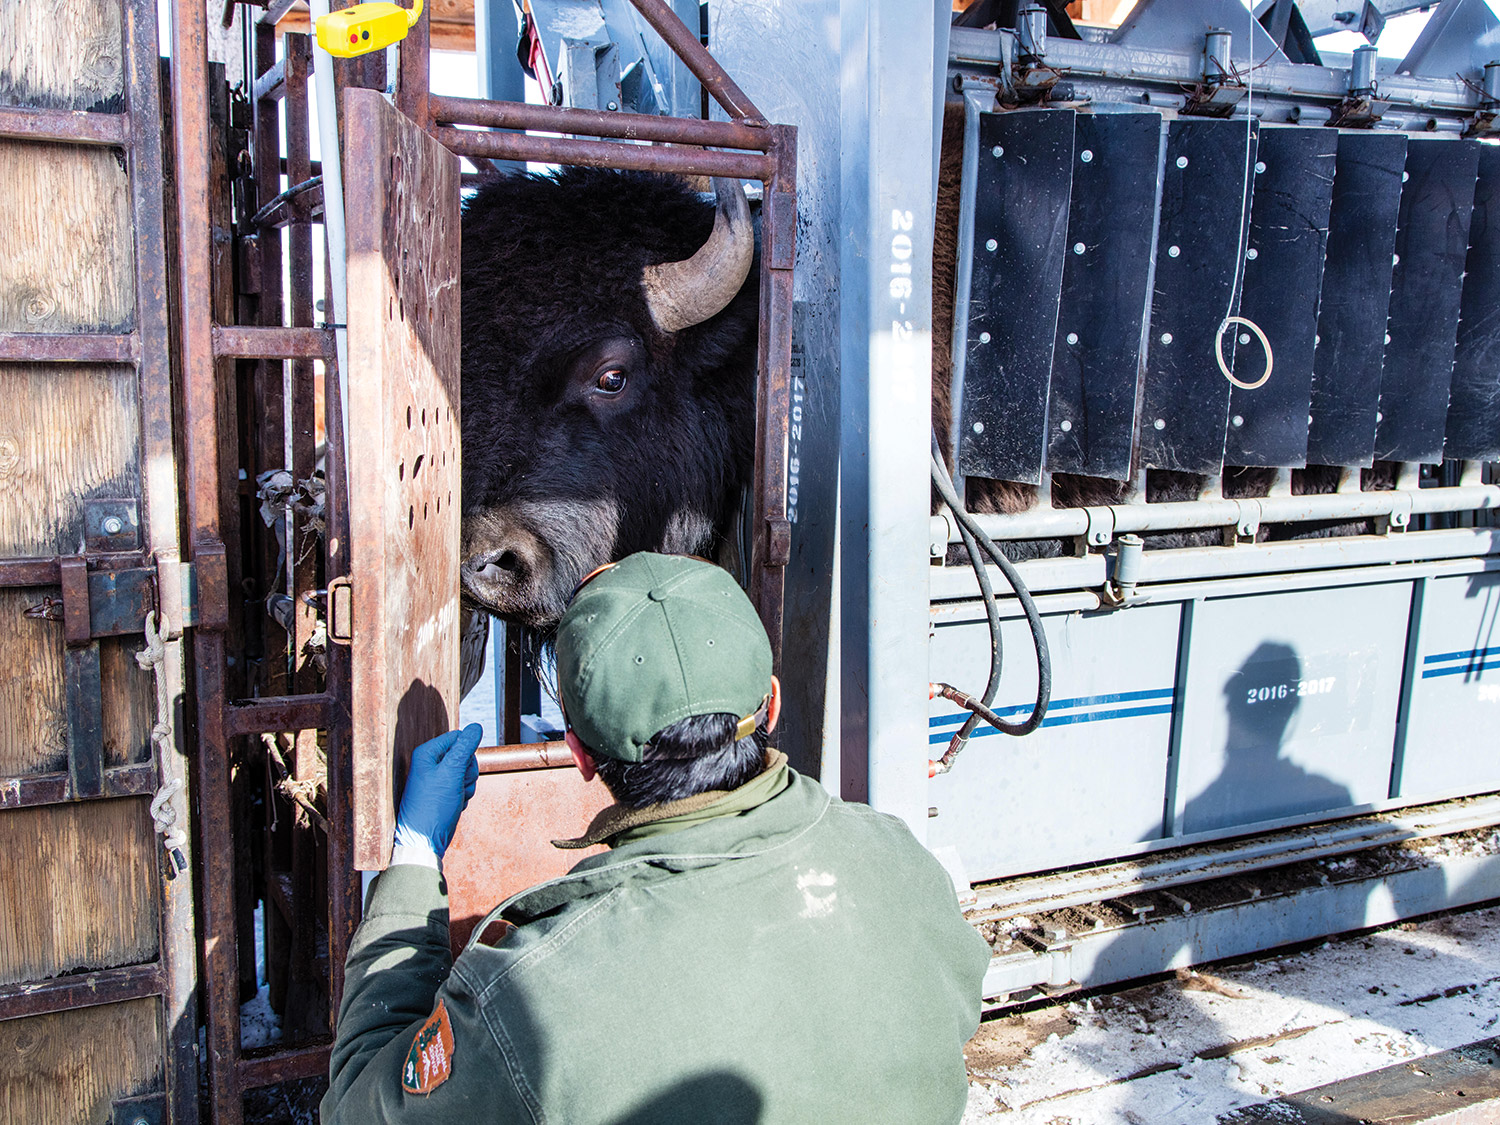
555,553 -> 773,763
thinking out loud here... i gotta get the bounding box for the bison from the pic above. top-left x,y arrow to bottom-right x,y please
459,168 -> 760,632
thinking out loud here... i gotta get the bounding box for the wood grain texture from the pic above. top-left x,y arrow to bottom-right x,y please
344,90 -> 461,869
0,797 -> 159,984
0,998 -> 162,1124
0,365 -> 140,557
1,141 -> 136,333
0,591 -> 154,776
0,0 -> 125,111
0,587 -> 68,776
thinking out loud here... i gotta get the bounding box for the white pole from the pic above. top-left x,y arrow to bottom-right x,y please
309,0 -> 351,467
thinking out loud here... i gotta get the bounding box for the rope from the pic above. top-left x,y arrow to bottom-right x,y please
136,612 -> 189,874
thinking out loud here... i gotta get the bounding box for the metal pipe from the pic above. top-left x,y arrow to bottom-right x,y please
939,485 -> 1500,543
310,0 -> 352,482
625,0 -> 765,124
1486,61 -> 1500,107
428,93 -> 772,151
431,126 -> 775,181
1350,44 -> 1378,96
476,741 -> 574,773
1204,28 -> 1231,82
967,792 -> 1500,923
1018,6 -> 1047,61
1111,533 -> 1143,600
930,527 -> 1500,601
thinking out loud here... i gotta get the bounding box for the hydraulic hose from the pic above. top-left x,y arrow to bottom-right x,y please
929,446 -> 1051,772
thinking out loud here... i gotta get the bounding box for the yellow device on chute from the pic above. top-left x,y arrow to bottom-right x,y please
315,0 -> 421,58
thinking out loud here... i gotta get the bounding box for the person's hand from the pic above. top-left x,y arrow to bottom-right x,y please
392,724 -> 483,866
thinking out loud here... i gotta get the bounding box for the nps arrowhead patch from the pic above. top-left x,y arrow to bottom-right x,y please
402,999 -> 455,1095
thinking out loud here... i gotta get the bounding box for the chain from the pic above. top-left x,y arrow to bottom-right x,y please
136,611 -> 189,876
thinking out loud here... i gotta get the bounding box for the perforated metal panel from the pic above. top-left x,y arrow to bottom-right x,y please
344,90 -> 463,870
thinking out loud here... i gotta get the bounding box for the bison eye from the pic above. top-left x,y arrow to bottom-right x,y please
594,369 -> 627,395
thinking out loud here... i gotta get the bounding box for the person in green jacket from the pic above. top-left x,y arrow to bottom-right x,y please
323,552 -> 991,1124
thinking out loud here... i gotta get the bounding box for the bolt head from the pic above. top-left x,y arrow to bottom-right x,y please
1066,332 -> 1079,345
102,516 -> 124,535
1239,332 -> 1251,345
992,144 -> 1004,157
1160,332 -> 1173,345
1168,245 -> 1180,258
1231,415 -> 1244,427
1246,247 -> 1258,260
1255,161 -> 1267,174
1154,418 -> 1166,430
978,331 -> 991,344
985,238 -> 998,252
1176,155 -> 1189,168
1060,419 -> 1072,432
606,100 -> 619,111
1073,241 -> 1086,255
1080,149 -> 1093,162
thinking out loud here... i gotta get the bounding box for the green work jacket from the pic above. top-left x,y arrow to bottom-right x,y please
322,767 -> 991,1124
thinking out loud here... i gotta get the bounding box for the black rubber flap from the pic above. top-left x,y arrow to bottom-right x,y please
1223,127 -> 1336,468
1046,112 -> 1163,481
1445,143 -> 1500,461
1374,136 -> 1480,463
1137,118 -> 1258,474
958,108 -> 1075,484
1307,131 -> 1407,468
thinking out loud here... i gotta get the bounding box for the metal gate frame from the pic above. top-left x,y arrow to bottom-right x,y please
170,0 -> 798,1119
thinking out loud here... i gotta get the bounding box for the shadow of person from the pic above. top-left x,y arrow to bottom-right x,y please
1183,642 -> 1354,836
605,1071 -> 763,1125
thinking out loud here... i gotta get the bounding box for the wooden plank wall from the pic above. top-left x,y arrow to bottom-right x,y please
0,0 -> 169,1115
0,998 -> 163,1121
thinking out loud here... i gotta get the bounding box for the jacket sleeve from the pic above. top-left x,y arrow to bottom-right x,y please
320,865 -> 531,1123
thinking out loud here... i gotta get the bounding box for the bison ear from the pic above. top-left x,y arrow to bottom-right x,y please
641,178 -> 754,334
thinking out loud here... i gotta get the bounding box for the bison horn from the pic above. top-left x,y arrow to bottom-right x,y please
642,177 -> 755,333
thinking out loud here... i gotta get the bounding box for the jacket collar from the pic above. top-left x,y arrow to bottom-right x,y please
552,750 -> 789,849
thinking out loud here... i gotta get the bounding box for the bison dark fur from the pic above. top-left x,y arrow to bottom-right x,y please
460,168 -> 758,629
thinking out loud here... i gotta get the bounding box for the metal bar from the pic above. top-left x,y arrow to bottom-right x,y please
64,645 -> 105,800
981,837 -> 1500,1005
950,27 -> 1482,118
0,333 -> 138,363
321,274 -> 359,1031
252,55 -> 287,103
749,126 -> 796,670
0,763 -> 159,810
431,126 -> 774,180
259,0 -> 300,27
396,0 -> 429,125
0,555 -> 148,587
0,104 -> 128,145
626,0 -> 764,123
427,93 -> 771,150
223,693 -> 334,737
941,485 -> 1500,543
211,324 -> 335,360
968,792 -> 1500,924
475,741 -> 573,774
237,1042 -> 332,1089
171,0 -> 238,1116
0,963 -> 164,1023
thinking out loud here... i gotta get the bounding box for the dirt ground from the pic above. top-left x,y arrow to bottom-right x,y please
962,902 -> 1500,1123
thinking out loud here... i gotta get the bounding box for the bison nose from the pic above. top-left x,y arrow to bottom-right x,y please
467,548 -> 521,585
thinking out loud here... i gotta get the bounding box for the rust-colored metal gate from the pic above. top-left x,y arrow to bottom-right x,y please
0,0 -> 795,1119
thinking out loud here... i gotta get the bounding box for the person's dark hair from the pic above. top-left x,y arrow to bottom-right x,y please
591,713 -> 769,809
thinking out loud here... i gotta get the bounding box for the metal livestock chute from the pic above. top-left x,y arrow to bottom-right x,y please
687,0 -> 1500,1008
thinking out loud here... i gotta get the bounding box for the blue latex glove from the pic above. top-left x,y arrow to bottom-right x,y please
392,724 -> 483,865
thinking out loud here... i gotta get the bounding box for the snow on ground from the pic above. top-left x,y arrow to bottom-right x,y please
963,903 -> 1500,1123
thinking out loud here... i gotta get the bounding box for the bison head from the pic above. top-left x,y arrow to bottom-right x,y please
459,168 -> 759,630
